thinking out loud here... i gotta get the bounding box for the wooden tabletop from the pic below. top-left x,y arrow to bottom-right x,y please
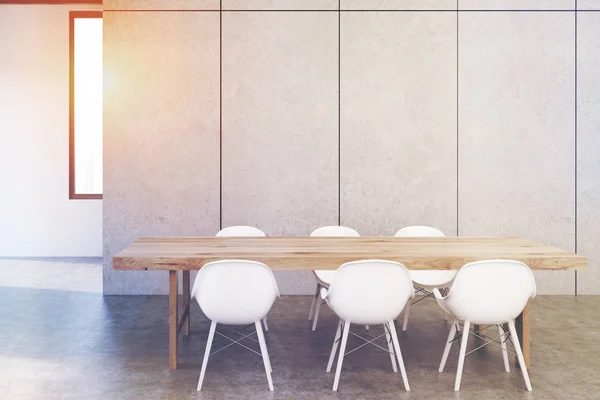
113,236 -> 587,271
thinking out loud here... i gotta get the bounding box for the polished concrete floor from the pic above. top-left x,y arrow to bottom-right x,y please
0,259 -> 598,399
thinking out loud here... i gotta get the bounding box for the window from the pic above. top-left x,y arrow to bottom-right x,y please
69,11 -> 102,199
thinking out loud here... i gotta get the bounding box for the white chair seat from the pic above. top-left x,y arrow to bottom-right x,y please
321,259 -> 413,392
409,270 -> 457,289
394,226 -> 452,331
435,260 -> 536,392
216,225 -> 266,237
314,270 -> 335,287
192,260 -> 279,392
308,226 -> 360,332
215,226 -> 270,331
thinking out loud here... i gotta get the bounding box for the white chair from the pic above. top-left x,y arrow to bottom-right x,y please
192,260 -> 280,391
216,225 -> 266,238
394,226 -> 457,331
435,260 -> 536,391
215,226 -> 270,331
321,260 -> 414,391
308,226 -> 360,331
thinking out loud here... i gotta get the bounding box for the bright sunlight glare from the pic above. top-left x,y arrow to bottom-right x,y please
74,18 -> 102,195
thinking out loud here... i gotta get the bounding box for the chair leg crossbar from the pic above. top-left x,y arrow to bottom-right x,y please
211,330 -> 262,358
412,286 -> 448,304
327,320 -> 410,391
446,324 -> 517,358
197,320 -> 274,392
440,320 -> 532,392
402,287 -> 449,331
342,325 -> 396,357
410,286 -> 437,305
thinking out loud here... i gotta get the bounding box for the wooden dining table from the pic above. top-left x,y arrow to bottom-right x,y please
113,236 -> 587,370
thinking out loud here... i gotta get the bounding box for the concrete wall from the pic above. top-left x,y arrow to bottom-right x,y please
103,0 -> 598,295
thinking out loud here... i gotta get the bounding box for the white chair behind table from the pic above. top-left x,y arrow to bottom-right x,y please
308,226 -> 360,332
321,260 -> 414,392
394,226 -> 457,331
215,226 -> 270,331
192,260 -> 280,391
216,225 -> 266,237
435,260 -> 536,391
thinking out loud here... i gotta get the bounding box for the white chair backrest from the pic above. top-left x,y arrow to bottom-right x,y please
326,260 -> 414,324
310,226 -> 360,237
310,226 -> 360,285
216,226 -> 266,237
394,225 -> 445,237
446,260 -> 536,324
192,260 -> 279,325
395,225 -> 456,287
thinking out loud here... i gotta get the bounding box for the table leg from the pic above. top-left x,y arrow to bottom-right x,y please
169,270 -> 178,370
182,271 -> 191,336
515,302 -> 530,369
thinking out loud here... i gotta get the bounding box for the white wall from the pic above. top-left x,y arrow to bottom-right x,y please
577,10 -> 600,294
0,5 -> 103,257
103,0 -> 598,295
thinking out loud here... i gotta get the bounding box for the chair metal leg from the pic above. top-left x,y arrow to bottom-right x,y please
262,316 -> 269,332
197,321 -> 217,391
327,319 -> 343,372
333,320 -> 351,391
261,326 -> 273,373
388,321 -> 410,391
264,346 -> 273,373
508,320 -> 532,391
454,320 -> 470,391
439,319 -> 458,372
402,301 -> 411,332
312,296 -> 322,331
308,283 -> 319,321
255,321 -> 274,391
498,324 -> 510,373
384,323 -> 398,372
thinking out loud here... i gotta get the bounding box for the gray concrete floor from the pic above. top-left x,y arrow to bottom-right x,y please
0,259 -> 598,399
